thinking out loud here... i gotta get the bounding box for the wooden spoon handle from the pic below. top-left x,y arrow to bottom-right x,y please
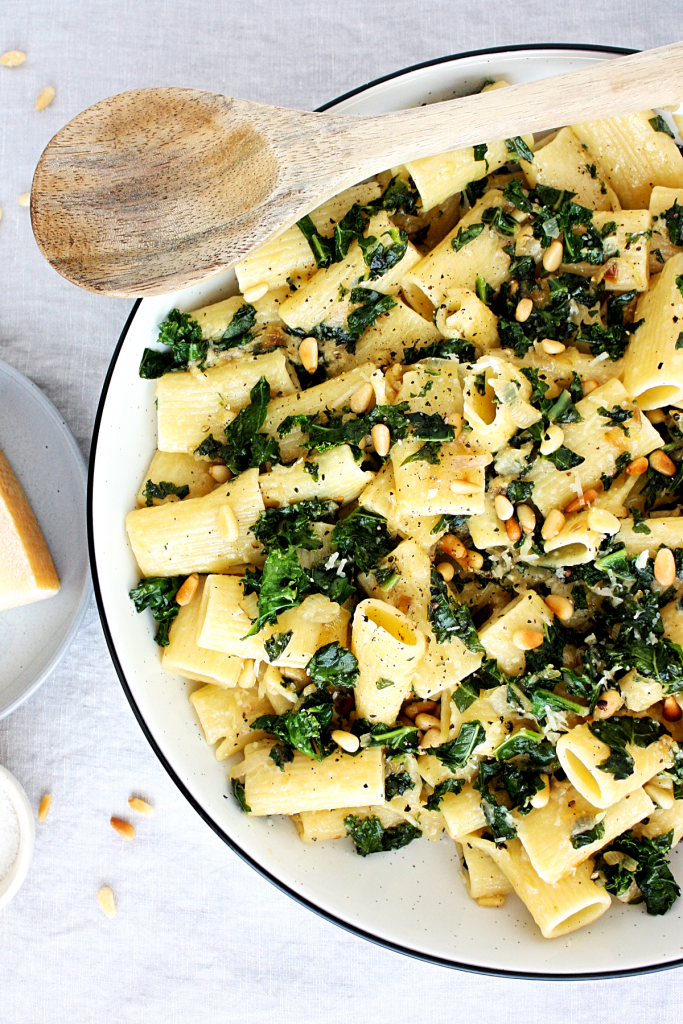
340,42 -> 683,171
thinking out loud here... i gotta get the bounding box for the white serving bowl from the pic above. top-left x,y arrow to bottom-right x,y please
0,765 -> 35,910
89,45 -> 683,978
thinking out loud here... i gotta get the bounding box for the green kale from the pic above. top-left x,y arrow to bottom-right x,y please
252,691 -> 334,761
596,830 -> 680,915
401,441 -> 443,466
432,720 -> 486,772
506,480 -> 534,504
475,275 -> 494,305
649,115 -> 675,138
601,451 -> 631,491
242,547 -> 309,637
303,459 -> 319,481
528,688 -> 587,721
542,445 -> 584,470
431,513 -> 470,535
631,508 -> 651,534
352,720 -> 420,754
129,575 -> 184,646
428,568 -> 484,651
379,175 -> 421,215
576,320 -> 643,361
331,509 -> 396,575
359,227 -> 408,279
505,136 -> 534,162
403,336 -> 476,363
193,376 -> 278,474
481,205 -> 518,237
570,820 -> 605,849
451,223 -> 485,252
139,309 -> 207,378
473,142 -> 488,165
269,743 -> 295,771
598,404 -> 633,434
464,175 -> 489,206
476,758 -> 545,821
481,799 -> 518,842
452,679 -> 482,713
142,480 -> 189,507
503,178 -> 533,212
296,215 -> 334,267
306,641 -> 359,690
231,778 -> 251,813
385,771 -> 414,800
216,303 -> 257,350
662,199 -> 683,246
285,289 -> 397,353
264,630 -> 293,662
344,814 -> 421,856
492,729 -> 558,768
375,677 -> 394,690
251,499 -> 336,554
589,717 -> 667,779
425,777 -> 464,810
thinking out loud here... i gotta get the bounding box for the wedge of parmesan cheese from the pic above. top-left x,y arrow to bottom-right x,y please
0,446 -> 60,610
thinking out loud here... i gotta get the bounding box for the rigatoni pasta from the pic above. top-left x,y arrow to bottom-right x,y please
127,96 -> 683,941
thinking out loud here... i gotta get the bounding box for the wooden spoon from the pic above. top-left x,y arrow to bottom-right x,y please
31,42 -> 683,298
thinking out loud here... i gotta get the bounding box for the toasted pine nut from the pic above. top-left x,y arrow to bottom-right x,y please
564,489 -> 597,514
517,504 -> 536,533
128,797 -> 154,817
420,727 -> 442,749
650,450 -> 676,477
38,794 -> 51,822
0,50 -> 26,66
350,382 -> 374,414
603,261 -> 618,282
530,774 -> 550,809
663,696 -> 683,722
441,534 -> 467,559
581,379 -> 599,396
467,550 -> 484,570
644,782 -> 676,809
478,894 -> 506,907
175,573 -> 199,607
331,730 -> 360,754
512,629 -> 545,651
371,423 -> 391,457
647,409 -> 667,424
415,712 -> 441,731
592,689 -> 623,720
515,297 -> 533,323
110,817 -> 135,841
209,463 -> 230,483
541,508 -> 565,541
540,424 -> 564,455
243,283 -> 269,303
449,479 -> 476,495
542,239 -> 563,272
446,411 -> 463,438
544,595 -> 574,621
18,192 -> 30,207
494,494 -> 514,521
437,561 -> 454,582
654,547 -> 676,586
35,86 -> 55,110
298,337 -> 318,374
505,518 -> 522,543
626,456 -> 648,476
540,338 -> 566,355
587,507 -> 621,535
97,886 -> 117,919
404,700 -> 437,719
217,503 -> 240,542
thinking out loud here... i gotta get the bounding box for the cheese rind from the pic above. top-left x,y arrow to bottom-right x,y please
0,446 -> 60,610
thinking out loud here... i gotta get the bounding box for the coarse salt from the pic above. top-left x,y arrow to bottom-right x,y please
0,786 -> 20,880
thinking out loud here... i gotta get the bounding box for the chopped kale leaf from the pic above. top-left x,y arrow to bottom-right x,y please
142,480 -> 189,507
428,568 -> 484,651
344,814 -> 421,855
129,576 -> 184,646
307,642 -> 359,690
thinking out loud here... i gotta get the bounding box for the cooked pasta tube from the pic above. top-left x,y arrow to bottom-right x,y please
514,779 -> 654,884
259,445 -> 373,508
162,576 -> 245,686
441,784 -> 487,839
136,450 -> 217,506
465,834 -> 611,939
126,467 -> 264,576
623,254 -> 683,409
189,684 -> 272,759
478,591 -> 553,677
556,723 -> 674,809
519,126 -> 616,211
243,741 -> 384,816
458,840 -> 513,900
351,599 -> 426,724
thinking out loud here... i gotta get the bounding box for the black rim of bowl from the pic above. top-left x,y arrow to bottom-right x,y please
88,42 -> 683,981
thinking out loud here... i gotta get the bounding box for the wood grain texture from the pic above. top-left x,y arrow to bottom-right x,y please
30,42 -> 683,297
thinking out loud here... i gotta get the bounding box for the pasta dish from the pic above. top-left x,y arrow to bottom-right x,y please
125,82 -> 683,939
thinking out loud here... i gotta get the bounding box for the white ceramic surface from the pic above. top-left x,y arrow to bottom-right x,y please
90,46 -> 683,977
0,358 -> 91,719
0,764 -> 35,910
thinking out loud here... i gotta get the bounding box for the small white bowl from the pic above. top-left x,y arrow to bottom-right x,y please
0,765 -> 35,910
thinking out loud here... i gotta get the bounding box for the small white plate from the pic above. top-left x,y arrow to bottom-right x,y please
0,764 -> 35,909
0,358 -> 91,719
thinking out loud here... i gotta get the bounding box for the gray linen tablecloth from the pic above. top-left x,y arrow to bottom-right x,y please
0,2 -> 679,1020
